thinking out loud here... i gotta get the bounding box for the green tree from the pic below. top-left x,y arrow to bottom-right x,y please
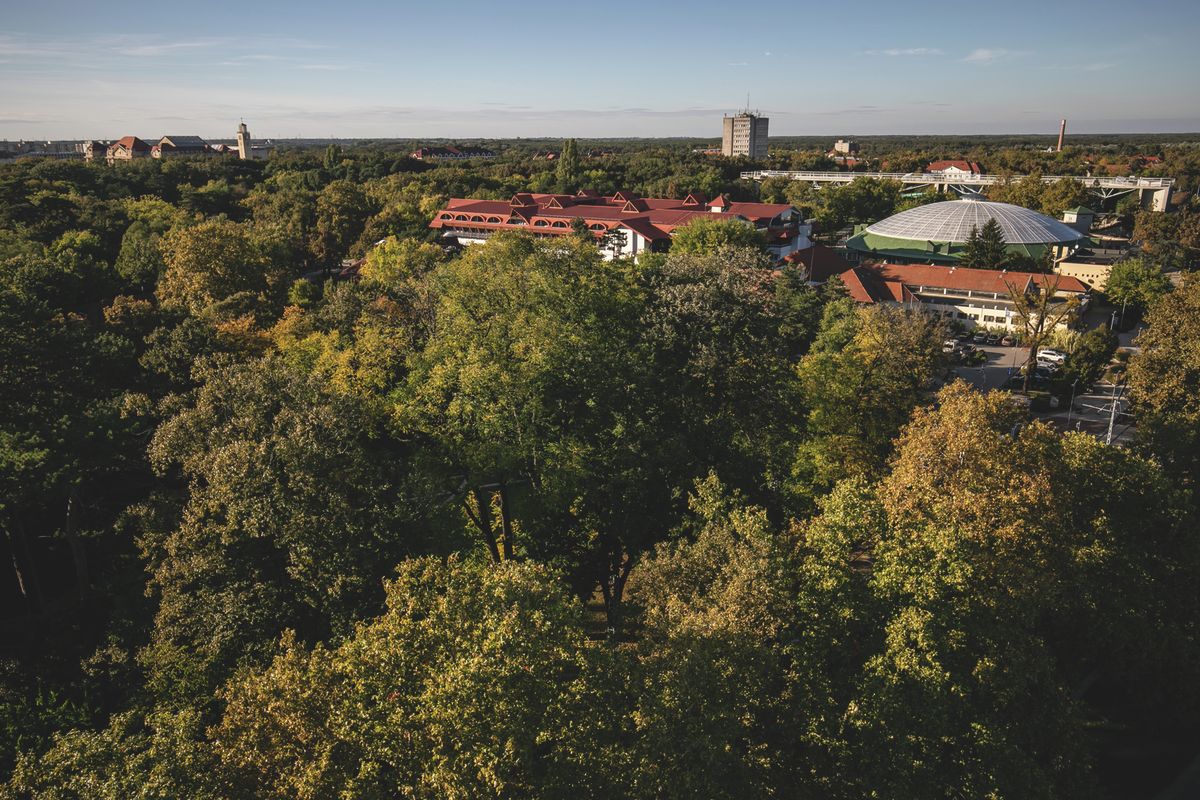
114,220 -> 166,290
156,219 -> 275,318
791,303 -> 945,506
1006,274 -> 1080,392
356,236 -> 444,293
213,558 -> 605,800
140,353 -> 425,704
311,180 -> 372,269
669,216 -> 762,254
959,218 -> 1010,269
398,233 -> 653,624
556,138 -> 582,193
1104,257 -> 1171,311
9,709 -> 222,800
1128,274 -> 1200,487
1060,324 -> 1116,391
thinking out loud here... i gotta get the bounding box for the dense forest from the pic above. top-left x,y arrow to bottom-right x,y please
2,138 -> 1200,798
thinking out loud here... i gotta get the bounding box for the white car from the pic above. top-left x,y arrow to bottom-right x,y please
1037,349 -> 1066,365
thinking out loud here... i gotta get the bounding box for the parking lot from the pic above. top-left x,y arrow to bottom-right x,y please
951,342 -> 1029,392
950,341 -> 1136,445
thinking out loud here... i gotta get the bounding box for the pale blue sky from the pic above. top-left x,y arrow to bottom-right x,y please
2,0 -> 1198,140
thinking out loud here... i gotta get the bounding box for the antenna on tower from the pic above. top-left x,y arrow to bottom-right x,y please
745,92 -> 750,114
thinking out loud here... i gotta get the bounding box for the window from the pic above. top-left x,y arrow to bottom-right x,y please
455,214 -> 468,221
534,220 -> 548,227
551,221 -> 567,228
470,215 -> 483,222
486,217 -> 501,223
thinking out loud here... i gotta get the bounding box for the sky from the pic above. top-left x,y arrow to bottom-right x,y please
2,0 -> 1199,140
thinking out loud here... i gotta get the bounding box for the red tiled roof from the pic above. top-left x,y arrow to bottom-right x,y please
783,244 -> 852,282
725,201 -> 787,219
926,160 -> 981,174
429,191 -> 796,247
112,136 -> 150,152
838,266 -> 912,304
619,217 -> 671,242
871,263 -> 1087,295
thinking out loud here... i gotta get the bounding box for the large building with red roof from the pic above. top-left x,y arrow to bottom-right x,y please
834,262 -> 1089,331
106,136 -> 152,163
926,159 -> 982,176
429,190 -> 811,261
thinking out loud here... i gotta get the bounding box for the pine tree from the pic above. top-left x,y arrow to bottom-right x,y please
960,218 -> 1009,269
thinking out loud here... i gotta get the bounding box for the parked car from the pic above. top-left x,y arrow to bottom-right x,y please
1000,335 -> 1015,347
986,333 -> 1001,345
942,339 -> 960,354
972,331 -> 988,343
956,331 -> 972,341
1038,368 -> 1059,381
1037,349 -> 1067,364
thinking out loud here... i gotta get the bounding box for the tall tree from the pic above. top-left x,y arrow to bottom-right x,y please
1128,273 -> 1200,487
1006,274 -> 1079,392
1104,256 -> 1171,312
157,219 -> 276,319
140,353 -> 426,704
668,217 -> 762,254
791,303 -> 945,507
213,558 -> 605,800
556,138 -> 582,193
959,218 -> 1009,269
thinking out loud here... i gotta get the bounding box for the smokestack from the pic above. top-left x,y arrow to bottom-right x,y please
1057,119 -> 1066,152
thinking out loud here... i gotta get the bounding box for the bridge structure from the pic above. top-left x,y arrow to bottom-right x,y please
740,170 -> 1174,212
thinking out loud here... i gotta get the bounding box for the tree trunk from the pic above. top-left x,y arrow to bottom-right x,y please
1024,343 -> 1036,394
497,484 -> 515,561
65,485 -> 90,603
472,488 -> 502,564
5,514 -> 43,613
600,539 -> 633,638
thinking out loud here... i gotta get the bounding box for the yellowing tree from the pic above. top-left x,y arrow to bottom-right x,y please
157,219 -> 273,318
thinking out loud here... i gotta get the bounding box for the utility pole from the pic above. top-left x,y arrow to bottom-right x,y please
1106,385 -> 1119,445
1077,383 -> 1132,445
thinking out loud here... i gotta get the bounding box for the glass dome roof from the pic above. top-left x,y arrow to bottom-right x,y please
864,199 -> 1085,245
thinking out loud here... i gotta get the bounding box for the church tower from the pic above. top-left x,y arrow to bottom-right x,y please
236,120 -> 251,160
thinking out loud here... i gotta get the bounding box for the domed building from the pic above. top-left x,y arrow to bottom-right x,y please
846,199 -> 1085,264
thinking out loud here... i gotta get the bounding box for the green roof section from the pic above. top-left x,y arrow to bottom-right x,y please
846,199 -> 1083,265
846,229 -> 1055,264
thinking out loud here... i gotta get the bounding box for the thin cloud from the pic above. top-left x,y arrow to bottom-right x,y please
1044,62 -> 1115,72
865,48 -> 944,56
727,61 -> 749,66
113,38 -> 227,57
816,105 -> 892,115
962,48 -> 1031,65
